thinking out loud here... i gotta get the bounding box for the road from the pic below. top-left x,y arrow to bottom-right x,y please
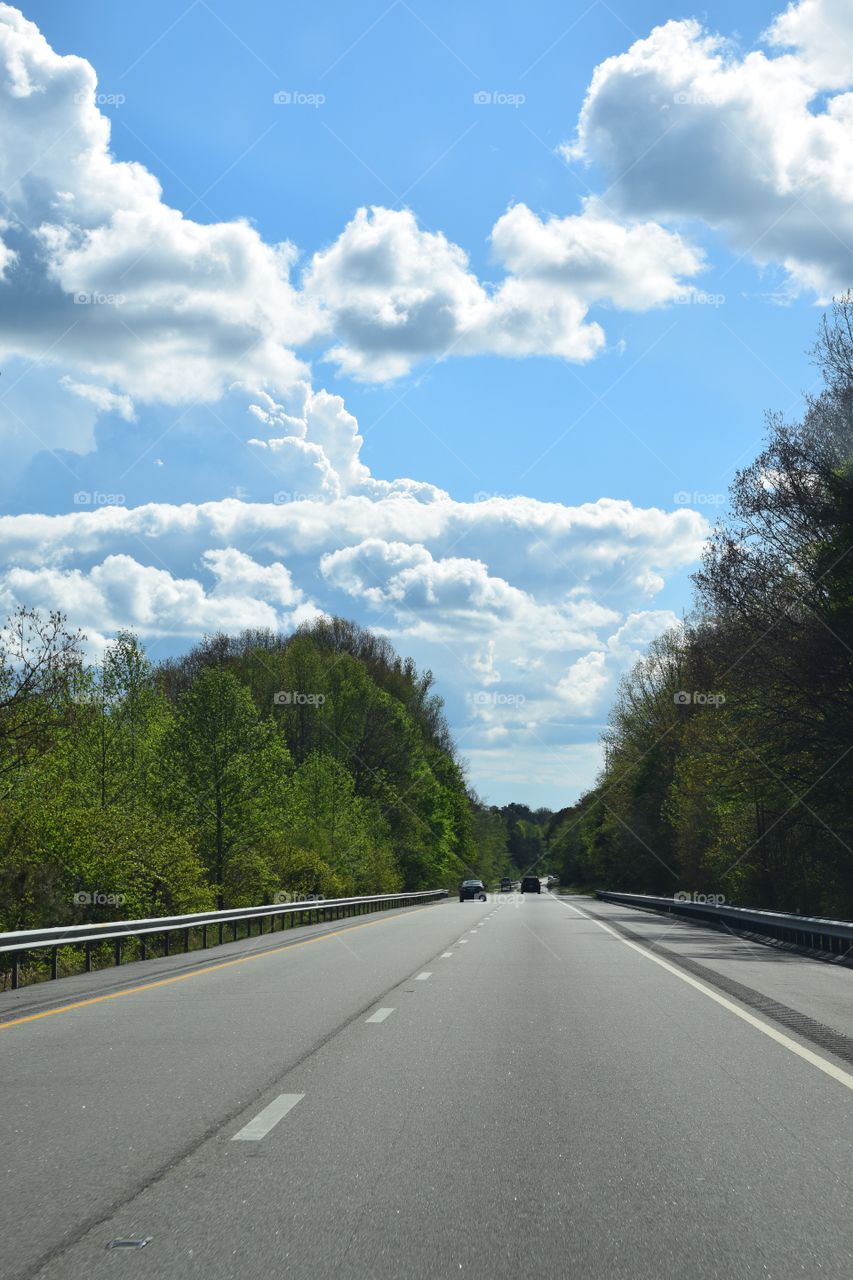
3,892 -> 853,1279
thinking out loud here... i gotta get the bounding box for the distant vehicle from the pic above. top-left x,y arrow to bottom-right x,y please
499,877 -> 513,893
460,879 -> 487,902
520,876 -> 541,894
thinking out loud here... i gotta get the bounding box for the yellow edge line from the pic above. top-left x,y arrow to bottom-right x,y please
0,905 -> 435,1030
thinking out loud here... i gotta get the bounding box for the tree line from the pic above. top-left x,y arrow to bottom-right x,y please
0,615 -> 531,963
548,296 -> 853,917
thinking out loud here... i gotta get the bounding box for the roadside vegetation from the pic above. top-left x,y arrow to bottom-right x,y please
0,616 -> 526,957
549,297 -> 853,917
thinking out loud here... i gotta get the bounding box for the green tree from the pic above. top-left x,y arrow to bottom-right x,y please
164,666 -> 291,907
278,752 -> 401,895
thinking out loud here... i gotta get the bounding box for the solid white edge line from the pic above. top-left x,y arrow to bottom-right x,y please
366,1007 -> 394,1023
557,898 -> 853,1095
415,972 -> 432,980
231,1093 -> 305,1141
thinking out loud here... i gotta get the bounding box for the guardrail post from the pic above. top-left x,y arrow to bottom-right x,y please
50,947 -> 58,980
183,927 -> 190,953
11,950 -> 19,989
163,931 -> 170,957
115,938 -> 122,967
141,936 -> 147,960
201,925 -> 207,949
85,941 -> 92,972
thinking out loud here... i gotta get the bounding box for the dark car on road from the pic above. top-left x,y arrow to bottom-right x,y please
460,879 -> 487,901
520,876 -> 541,894
499,877 -> 513,892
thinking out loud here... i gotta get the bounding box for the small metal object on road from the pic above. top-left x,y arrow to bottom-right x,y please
106,1238 -> 151,1249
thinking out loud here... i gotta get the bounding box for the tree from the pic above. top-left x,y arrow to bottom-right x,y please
164,667 -> 291,907
0,608 -> 81,792
581,297 -> 853,913
278,752 -> 401,895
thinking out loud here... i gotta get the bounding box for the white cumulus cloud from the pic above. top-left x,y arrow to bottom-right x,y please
563,0 -> 853,299
0,4 -> 315,403
302,203 -> 704,380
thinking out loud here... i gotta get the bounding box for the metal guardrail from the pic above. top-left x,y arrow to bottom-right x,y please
0,890 -> 449,990
596,891 -> 853,957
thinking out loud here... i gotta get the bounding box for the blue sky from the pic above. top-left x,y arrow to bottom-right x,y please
1,0 -> 850,805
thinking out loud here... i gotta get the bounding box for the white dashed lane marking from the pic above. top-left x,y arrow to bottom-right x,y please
415,972 -> 432,981
365,1008 -> 394,1023
232,1094 -> 304,1141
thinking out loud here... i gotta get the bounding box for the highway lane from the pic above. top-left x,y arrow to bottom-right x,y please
4,892 -> 853,1279
0,896 -> 490,1280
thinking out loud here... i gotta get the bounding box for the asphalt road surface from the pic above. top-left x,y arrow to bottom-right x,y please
3,892 -> 853,1280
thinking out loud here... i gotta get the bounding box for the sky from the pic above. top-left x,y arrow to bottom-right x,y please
0,0 -> 851,806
